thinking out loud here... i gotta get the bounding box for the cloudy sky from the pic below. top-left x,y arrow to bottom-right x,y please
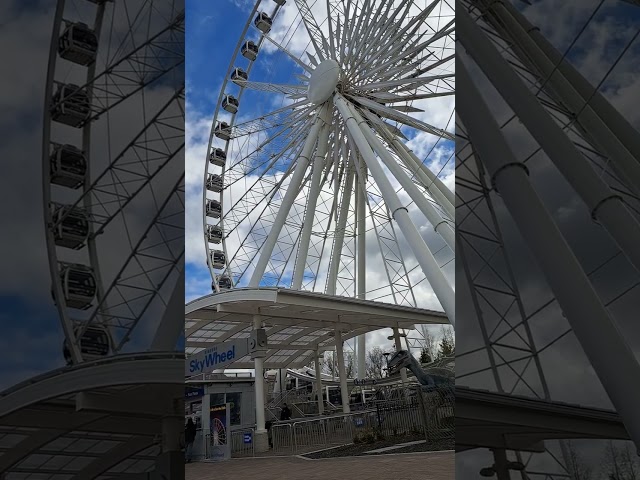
456,0 -> 640,477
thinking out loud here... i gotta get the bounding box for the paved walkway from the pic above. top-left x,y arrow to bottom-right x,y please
186,450 -> 454,480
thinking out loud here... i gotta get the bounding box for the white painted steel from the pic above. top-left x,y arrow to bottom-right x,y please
457,57 -> 640,455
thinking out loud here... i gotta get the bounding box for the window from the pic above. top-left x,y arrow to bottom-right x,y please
226,392 -> 242,426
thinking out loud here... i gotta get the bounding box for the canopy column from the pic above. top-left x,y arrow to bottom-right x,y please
334,328 -> 351,414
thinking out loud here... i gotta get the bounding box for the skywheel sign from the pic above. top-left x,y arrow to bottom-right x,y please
186,338 -> 249,375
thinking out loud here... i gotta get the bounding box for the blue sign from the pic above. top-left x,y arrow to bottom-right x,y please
186,339 -> 249,375
243,432 -> 252,444
185,386 -> 204,399
355,417 -> 364,427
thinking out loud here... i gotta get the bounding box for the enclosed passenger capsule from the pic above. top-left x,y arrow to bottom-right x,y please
62,325 -> 111,365
206,199 -> 222,218
216,275 -> 233,290
231,67 -> 248,85
209,250 -> 226,269
51,83 -> 90,127
206,174 -> 223,193
206,225 -> 223,244
222,95 -> 239,114
214,121 -> 231,141
241,40 -> 259,61
50,144 -> 87,188
58,22 -> 98,66
254,12 -> 272,34
52,205 -> 89,249
59,264 -> 96,310
210,148 -> 226,167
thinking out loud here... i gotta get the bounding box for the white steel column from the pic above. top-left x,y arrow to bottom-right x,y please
334,328 -> 351,413
484,1 -> 640,196
314,350 -> 324,415
349,105 -> 454,250
292,104 -> 332,289
376,124 -> 455,220
252,315 -> 267,437
393,327 -> 409,385
150,270 -> 184,351
326,155 -> 355,295
458,5 -> 640,276
499,0 -> 640,164
392,137 -> 455,216
335,93 -> 455,326
457,59 -> 640,455
249,115 -> 324,287
356,162 -> 367,379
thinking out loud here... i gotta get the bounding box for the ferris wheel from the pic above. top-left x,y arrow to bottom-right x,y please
202,0 -> 455,322
43,0 -> 185,365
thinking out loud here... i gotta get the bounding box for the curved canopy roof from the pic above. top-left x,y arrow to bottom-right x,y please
0,353 -> 183,479
185,287 -> 448,371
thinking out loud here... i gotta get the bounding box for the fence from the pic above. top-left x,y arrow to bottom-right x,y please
271,413 -> 355,454
271,384 -> 454,454
230,428 -> 255,457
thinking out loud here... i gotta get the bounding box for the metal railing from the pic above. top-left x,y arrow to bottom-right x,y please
271,384 -> 454,454
230,428 -> 255,457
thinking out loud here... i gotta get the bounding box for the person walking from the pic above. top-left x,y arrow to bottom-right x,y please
185,417 -> 197,463
280,403 -> 292,421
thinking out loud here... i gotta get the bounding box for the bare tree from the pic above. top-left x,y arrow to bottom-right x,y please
420,327 -> 438,364
365,346 -> 387,379
565,441 -> 593,480
322,350 -> 354,378
436,325 -> 455,359
604,440 -> 639,480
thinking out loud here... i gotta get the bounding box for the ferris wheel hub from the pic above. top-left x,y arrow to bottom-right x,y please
307,58 -> 340,105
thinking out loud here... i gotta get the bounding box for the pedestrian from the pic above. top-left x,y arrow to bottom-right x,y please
280,403 -> 292,421
185,417 -> 197,463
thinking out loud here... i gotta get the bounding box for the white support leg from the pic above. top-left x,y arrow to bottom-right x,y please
349,105 -> 454,251
252,315 -> 269,452
292,105 -> 332,289
314,351 -> 324,415
334,329 -> 351,413
326,155 -> 355,295
150,270 -> 184,352
458,4 -> 640,276
356,169 -> 367,379
334,93 -> 455,326
484,1 -> 640,197
249,112 -> 325,288
499,0 -> 640,164
457,58 -> 640,456
372,120 -> 455,220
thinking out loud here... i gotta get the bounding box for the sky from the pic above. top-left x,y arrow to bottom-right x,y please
185,0 -> 457,360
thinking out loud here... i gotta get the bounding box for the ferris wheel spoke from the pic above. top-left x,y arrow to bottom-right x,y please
292,0 -> 330,61
79,175 -> 184,349
263,34 -> 315,73
233,79 -> 308,96
52,89 -> 184,237
347,95 -> 454,140
71,12 -> 184,124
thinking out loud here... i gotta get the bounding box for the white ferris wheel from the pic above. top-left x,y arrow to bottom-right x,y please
202,0 -> 456,326
43,0 -> 185,365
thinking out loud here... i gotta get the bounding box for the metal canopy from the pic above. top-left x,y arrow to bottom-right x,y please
185,287 -> 447,370
0,353 -> 183,479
